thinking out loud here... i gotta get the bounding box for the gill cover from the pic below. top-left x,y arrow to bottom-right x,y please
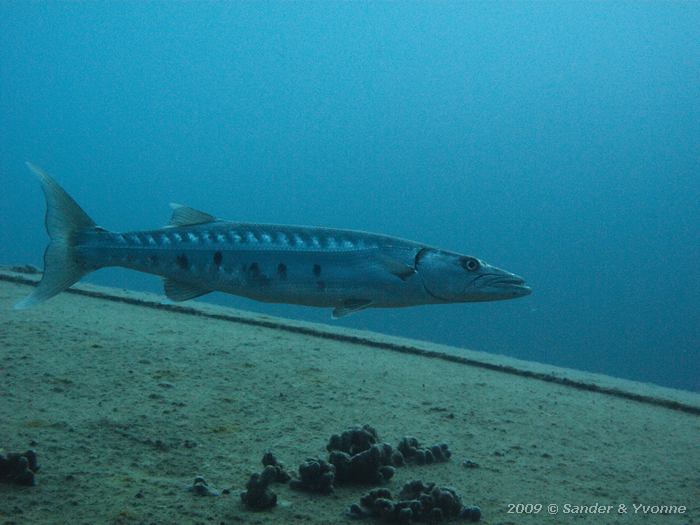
415,248 -> 482,302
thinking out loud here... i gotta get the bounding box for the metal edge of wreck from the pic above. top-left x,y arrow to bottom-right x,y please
2,266 -> 698,416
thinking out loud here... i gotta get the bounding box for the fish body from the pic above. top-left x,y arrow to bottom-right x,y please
16,163 -> 531,317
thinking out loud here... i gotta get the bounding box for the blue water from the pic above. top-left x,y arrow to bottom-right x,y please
1,3 -> 698,392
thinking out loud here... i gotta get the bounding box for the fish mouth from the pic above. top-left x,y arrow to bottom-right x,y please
476,274 -> 532,297
489,276 -> 527,288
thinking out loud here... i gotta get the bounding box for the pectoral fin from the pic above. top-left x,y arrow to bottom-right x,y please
377,253 -> 416,281
163,278 -> 212,302
332,298 -> 373,319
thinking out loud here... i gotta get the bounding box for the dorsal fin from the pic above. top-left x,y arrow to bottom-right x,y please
168,203 -> 216,227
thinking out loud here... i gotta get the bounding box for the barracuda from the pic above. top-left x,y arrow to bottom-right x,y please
15,163 -> 531,317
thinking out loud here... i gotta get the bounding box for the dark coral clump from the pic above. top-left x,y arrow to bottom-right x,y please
459,506 -> 482,522
188,475 -> 220,497
0,450 -> 39,486
397,437 -> 451,465
240,465 -> 278,510
327,424 -> 379,455
325,425 -> 404,485
289,458 -> 336,494
348,480 -> 480,523
261,451 -> 291,482
330,443 -> 400,484
241,451 -> 292,510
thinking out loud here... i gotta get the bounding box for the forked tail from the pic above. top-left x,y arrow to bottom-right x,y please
14,163 -> 97,309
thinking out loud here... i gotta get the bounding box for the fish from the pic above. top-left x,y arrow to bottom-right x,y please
15,163 -> 531,318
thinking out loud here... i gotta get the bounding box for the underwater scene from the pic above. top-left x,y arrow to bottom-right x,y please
1,2 -> 698,525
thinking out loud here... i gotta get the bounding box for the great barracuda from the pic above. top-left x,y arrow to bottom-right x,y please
15,163 -> 531,317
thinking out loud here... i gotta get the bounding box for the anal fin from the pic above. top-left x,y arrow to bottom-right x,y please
163,278 -> 212,302
332,298 -> 373,319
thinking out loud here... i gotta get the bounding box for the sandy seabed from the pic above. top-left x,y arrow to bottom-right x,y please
0,270 -> 698,525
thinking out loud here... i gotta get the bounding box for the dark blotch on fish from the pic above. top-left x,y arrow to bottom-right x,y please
176,254 -> 188,270
277,263 -> 287,279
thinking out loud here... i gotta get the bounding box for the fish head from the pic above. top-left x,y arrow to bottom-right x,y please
415,248 -> 531,303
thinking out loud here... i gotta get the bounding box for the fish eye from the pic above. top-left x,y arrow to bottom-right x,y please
460,257 -> 480,272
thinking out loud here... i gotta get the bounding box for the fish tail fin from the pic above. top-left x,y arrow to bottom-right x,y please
14,162 -> 98,310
